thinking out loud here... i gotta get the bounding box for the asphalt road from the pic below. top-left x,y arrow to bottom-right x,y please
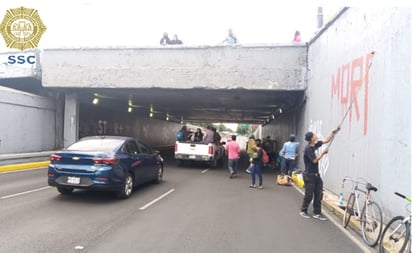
0,158 -> 367,253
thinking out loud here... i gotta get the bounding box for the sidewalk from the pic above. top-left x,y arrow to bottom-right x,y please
0,151 -> 52,172
291,177 -> 378,253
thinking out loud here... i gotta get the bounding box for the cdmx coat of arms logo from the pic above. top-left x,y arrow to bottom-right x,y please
0,6 -> 47,51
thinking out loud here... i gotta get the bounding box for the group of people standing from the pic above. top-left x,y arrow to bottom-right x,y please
224,126 -> 341,222
161,29 -> 301,46
160,29 -> 238,46
226,135 -> 266,189
176,125 -> 221,145
160,32 -> 183,45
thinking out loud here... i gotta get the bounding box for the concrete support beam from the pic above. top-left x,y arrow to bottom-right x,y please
63,93 -> 79,147
40,45 -> 307,90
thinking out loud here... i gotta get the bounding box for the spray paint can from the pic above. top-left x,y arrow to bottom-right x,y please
338,192 -> 344,206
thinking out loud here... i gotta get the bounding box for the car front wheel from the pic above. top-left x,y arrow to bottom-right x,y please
117,173 -> 133,199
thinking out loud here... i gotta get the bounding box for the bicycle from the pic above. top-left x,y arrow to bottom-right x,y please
379,192 -> 411,253
342,176 -> 383,247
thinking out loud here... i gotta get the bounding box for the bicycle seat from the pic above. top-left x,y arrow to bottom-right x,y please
366,183 -> 378,192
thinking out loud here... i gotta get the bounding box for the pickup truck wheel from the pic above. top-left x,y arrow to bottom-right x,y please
176,159 -> 183,166
211,157 -> 218,168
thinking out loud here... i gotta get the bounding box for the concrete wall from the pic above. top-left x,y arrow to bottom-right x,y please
0,86 -> 57,154
299,8 -> 411,218
40,45 -> 306,90
261,112 -> 299,154
78,104 -> 181,148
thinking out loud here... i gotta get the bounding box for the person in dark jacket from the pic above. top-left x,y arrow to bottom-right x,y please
160,32 -> 171,45
299,127 -> 340,220
193,128 -> 204,142
170,34 -> 183,45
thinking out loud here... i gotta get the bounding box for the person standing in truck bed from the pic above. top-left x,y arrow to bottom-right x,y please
204,126 -> 214,144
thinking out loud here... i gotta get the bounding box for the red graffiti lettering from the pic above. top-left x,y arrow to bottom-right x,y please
331,52 -> 373,135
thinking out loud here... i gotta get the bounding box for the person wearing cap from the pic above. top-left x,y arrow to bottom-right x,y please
299,126 -> 340,221
279,134 -> 299,176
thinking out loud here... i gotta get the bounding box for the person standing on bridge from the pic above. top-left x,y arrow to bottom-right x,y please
299,127 -> 340,220
170,34 -> 183,45
160,32 -> 171,45
225,135 -> 240,178
293,31 -> 302,43
222,29 -> 238,45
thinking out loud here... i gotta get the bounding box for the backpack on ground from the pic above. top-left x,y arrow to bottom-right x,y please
261,148 -> 269,164
276,174 -> 291,186
176,130 -> 184,141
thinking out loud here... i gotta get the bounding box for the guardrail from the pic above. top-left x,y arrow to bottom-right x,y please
0,146 -> 175,172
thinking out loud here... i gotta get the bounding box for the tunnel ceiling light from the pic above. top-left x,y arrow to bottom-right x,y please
92,98 -> 99,105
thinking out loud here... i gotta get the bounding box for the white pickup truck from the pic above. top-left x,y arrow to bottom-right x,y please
174,141 -> 226,167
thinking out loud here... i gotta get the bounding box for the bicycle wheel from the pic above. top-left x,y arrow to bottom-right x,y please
379,216 -> 410,253
343,193 -> 355,228
361,200 -> 383,247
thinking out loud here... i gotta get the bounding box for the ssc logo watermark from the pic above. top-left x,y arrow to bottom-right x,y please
0,6 -> 47,51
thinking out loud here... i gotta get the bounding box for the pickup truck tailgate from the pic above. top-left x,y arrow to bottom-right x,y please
174,142 -> 213,161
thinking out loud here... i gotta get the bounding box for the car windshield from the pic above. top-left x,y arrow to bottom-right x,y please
67,139 -> 124,152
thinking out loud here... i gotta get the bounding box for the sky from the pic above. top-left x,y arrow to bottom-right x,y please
0,0 -> 334,49
0,0 -> 334,131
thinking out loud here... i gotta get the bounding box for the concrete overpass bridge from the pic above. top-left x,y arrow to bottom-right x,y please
2,46 -> 307,122
1,44 -> 307,146
41,45 -> 306,124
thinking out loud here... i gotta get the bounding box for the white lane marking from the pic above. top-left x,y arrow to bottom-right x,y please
1,186 -> 51,199
139,188 -> 175,210
201,169 -> 208,174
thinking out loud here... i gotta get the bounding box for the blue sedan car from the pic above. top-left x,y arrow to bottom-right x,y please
48,136 -> 164,199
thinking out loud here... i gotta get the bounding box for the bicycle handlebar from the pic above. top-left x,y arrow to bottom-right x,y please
342,176 -> 368,186
342,177 -> 378,194
395,192 -> 412,202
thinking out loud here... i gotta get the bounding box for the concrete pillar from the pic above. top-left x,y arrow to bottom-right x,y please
63,93 -> 79,147
55,92 -> 65,149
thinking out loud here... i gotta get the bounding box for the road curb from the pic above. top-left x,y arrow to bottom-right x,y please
290,181 -> 376,253
0,161 -> 49,173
